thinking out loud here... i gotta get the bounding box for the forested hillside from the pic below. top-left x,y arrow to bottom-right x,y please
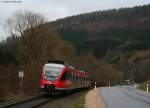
50,4 -> 150,83
50,4 -> 150,56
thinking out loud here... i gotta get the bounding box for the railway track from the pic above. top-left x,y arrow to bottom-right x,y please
0,95 -> 56,108
0,89 -> 87,108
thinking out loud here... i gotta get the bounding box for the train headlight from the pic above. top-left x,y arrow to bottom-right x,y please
55,76 -> 60,80
44,75 -> 47,79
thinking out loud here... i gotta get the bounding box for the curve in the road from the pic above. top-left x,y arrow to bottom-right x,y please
99,87 -> 150,108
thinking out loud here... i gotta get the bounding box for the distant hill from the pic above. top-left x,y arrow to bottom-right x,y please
51,4 -> 150,32
50,4 -> 150,57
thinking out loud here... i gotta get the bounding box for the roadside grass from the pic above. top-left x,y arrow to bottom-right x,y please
138,80 -> 150,92
70,94 -> 85,108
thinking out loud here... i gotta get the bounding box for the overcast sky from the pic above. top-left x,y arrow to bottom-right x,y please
0,0 -> 150,41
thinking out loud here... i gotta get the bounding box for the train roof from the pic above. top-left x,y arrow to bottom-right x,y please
44,63 -> 65,69
48,60 -> 67,65
46,60 -> 88,74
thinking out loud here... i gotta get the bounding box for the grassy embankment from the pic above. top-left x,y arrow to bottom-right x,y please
70,94 -> 85,108
138,80 -> 150,92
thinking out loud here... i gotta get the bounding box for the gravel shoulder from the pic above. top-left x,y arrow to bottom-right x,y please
85,88 -> 106,108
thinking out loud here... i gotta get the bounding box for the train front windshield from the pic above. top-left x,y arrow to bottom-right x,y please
44,66 -> 62,81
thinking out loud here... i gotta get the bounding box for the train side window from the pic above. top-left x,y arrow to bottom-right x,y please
77,75 -> 79,83
71,72 -> 74,81
60,71 -> 71,80
74,74 -> 76,83
74,74 -> 77,83
61,72 -> 67,80
78,75 -> 80,82
77,74 -> 79,82
67,71 -> 71,80
82,76 -> 84,81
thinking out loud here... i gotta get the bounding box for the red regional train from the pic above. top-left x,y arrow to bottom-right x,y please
40,60 -> 90,93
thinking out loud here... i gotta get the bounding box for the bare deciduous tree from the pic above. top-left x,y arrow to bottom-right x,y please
6,10 -> 76,94
6,11 -> 46,39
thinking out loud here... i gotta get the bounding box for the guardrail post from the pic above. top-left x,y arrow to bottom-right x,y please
134,83 -> 137,88
147,83 -> 149,93
109,82 -> 111,87
95,82 -> 96,90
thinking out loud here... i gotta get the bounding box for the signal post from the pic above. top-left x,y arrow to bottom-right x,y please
19,71 -> 24,95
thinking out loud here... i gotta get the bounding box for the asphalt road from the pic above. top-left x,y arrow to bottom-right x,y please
99,86 -> 150,108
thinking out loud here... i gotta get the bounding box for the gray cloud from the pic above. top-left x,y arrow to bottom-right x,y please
0,0 -> 150,40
